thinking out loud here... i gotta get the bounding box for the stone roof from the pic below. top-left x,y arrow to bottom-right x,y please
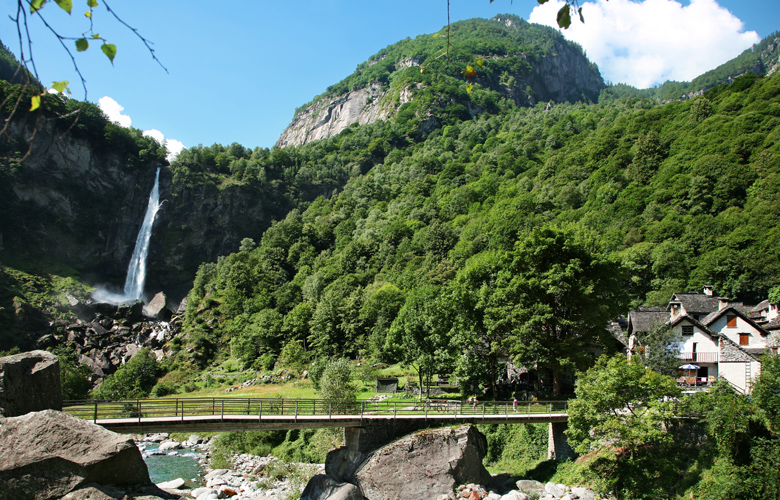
719,336 -> 761,363
766,317 -> 780,331
627,310 -> 668,335
669,292 -> 720,315
751,300 -> 770,313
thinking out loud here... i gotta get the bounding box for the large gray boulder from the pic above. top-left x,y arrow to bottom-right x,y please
353,425 -> 491,500
300,474 -> 363,500
143,292 -> 171,321
0,410 -> 151,500
0,350 -> 61,417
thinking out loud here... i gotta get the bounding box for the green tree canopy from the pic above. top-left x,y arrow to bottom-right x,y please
506,226 -> 628,395
385,285 -> 456,400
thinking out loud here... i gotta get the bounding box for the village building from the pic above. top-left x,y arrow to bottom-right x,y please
625,286 -> 779,394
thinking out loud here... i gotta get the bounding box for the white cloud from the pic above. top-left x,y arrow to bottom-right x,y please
98,96 -> 131,127
529,0 -> 761,88
143,129 -> 186,161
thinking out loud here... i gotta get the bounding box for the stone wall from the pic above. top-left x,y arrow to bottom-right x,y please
0,350 -> 61,417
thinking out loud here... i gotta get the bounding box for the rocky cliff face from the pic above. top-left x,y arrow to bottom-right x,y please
1,119 -> 278,301
2,120 -> 161,282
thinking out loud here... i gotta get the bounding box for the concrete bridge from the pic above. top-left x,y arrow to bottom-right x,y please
63,397 -> 574,459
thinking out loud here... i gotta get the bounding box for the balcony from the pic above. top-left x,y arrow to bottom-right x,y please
678,351 -> 719,363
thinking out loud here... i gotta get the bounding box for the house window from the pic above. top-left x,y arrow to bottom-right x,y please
682,325 -> 694,336
739,333 -> 749,346
727,315 -> 737,327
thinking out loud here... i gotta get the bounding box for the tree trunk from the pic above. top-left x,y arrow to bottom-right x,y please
490,355 -> 498,400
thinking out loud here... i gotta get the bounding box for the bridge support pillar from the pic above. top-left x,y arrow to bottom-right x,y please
547,422 -> 575,461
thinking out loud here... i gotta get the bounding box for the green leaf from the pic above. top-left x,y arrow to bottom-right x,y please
476,58 -> 485,68
30,0 -> 46,13
75,38 -> 88,51
537,0 -> 549,4
87,0 -> 98,7
54,0 -> 72,14
557,5 -> 572,29
51,80 -> 69,93
578,7 -> 585,24
84,11 -> 91,18
101,43 -> 117,63
466,84 -> 474,95
91,33 -> 100,39
30,95 -> 41,111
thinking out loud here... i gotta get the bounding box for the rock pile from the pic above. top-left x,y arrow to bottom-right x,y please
138,433 -> 322,500
455,480 -> 603,500
39,295 -> 183,386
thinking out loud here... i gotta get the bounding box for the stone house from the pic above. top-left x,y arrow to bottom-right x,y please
625,286 -> 775,394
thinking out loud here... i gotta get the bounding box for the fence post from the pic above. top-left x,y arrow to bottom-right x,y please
329,401 -> 332,420
221,400 -> 224,420
394,402 -> 397,419
137,400 -> 141,424
295,401 -> 299,422
482,403 -> 485,417
181,400 -> 184,422
258,400 -> 262,421
93,400 -> 98,423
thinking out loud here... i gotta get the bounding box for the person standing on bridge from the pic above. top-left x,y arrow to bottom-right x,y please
513,396 -> 518,412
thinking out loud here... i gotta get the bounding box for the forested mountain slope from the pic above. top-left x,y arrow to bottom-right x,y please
183,72 -> 780,379
277,15 -> 604,147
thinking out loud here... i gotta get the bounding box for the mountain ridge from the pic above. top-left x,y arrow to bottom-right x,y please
276,15 -> 605,148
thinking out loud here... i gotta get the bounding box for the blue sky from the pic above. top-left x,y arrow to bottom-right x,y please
1,0 -> 775,154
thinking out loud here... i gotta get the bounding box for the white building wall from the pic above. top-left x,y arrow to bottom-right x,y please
709,315 -> 767,349
719,361 -> 761,394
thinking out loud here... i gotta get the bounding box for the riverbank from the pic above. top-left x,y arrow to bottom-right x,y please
140,433 -> 323,500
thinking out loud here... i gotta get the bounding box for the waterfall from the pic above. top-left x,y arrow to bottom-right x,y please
93,168 -> 161,304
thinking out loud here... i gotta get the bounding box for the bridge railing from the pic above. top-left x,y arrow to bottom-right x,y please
62,398 -> 568,423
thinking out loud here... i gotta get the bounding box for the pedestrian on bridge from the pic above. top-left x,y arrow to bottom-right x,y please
513,396 -> 518,412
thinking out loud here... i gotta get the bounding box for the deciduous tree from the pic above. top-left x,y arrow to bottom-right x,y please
506,226 -> 628,396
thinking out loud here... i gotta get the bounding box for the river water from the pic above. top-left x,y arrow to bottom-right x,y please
139,443 -> 204,487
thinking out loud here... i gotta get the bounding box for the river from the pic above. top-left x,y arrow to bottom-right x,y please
139,442 -> 205,488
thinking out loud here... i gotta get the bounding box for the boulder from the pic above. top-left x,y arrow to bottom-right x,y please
501,492 -> 532,500
158,440 -> 182,452
143,292 -> 171,321
353,425 -> 491,500
300,474 -> 363,500
156,478 -> 186,490
0,350 -> 62,417
545,482 -> 567,498
515,480 -> 544,495
0,409 -> 151,500
61,483 -> 177,500
571,487 -> 597,500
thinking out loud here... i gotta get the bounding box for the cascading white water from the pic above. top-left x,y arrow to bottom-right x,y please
93,168 -> 161,304
122,167 -> 161,300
